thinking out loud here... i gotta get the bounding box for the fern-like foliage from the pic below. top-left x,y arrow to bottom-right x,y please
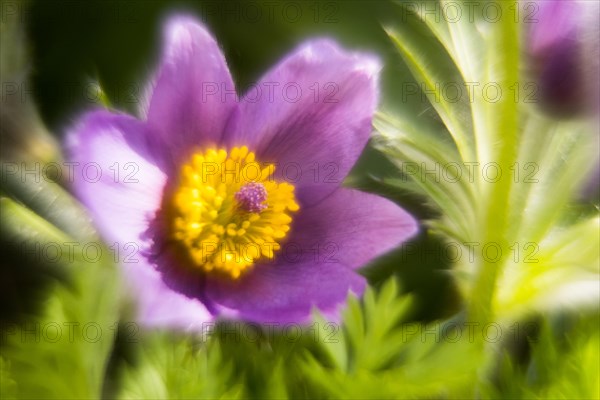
374,0 -> 599,324
116,332 -> 243,399
300,280 -> 482,399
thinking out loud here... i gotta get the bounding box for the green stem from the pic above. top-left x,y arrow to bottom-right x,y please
468,1 -> 520,325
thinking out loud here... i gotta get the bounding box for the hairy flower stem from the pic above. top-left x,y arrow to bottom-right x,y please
468,2 -> 521,326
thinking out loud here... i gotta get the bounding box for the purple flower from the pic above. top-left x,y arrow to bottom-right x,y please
65,16 -> 417,327
528,0 -> 599,116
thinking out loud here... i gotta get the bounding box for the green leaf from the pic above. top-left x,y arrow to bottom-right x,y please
377,0 -> 599,325
374,112 -> 476,241
0,195 -> 121,399
117,332 -> 243,399
484,314 -> 600,399
385,5 -> 475,161
1,165 -> 97,241
300,279 -> 483,399
495,216 -> 600,320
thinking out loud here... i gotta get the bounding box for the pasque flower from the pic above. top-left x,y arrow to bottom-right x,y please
66,16 -> 417,327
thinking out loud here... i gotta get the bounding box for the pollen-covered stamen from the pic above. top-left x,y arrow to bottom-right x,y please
170,146 -> 299,279
235,182 -> 268,213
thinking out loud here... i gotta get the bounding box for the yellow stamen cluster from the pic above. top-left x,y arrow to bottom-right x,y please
171,146 -> 299,278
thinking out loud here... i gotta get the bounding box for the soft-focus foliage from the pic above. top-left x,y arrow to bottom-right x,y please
1,1 -> 598,399
375,0 -> 599,324
0,196 -> 120,398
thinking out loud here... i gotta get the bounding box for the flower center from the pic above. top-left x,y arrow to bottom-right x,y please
235,182 -> 268,213
170,146 -> 299,278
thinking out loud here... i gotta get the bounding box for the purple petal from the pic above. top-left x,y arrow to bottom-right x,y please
145,211 -> 215,311
223,39 -> 381,206
529,0 -> 579,56
206,257 -> 366,324
180,187 -> 415,324
290,188 -> 418,269
146,16 -> 237,170
66,110 -> 213,328
528,1 -> 585,115
124,260 -> 212,330
65,110 -> 167,248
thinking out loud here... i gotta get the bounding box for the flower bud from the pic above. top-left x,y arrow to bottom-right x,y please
528,0 -> 599,117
